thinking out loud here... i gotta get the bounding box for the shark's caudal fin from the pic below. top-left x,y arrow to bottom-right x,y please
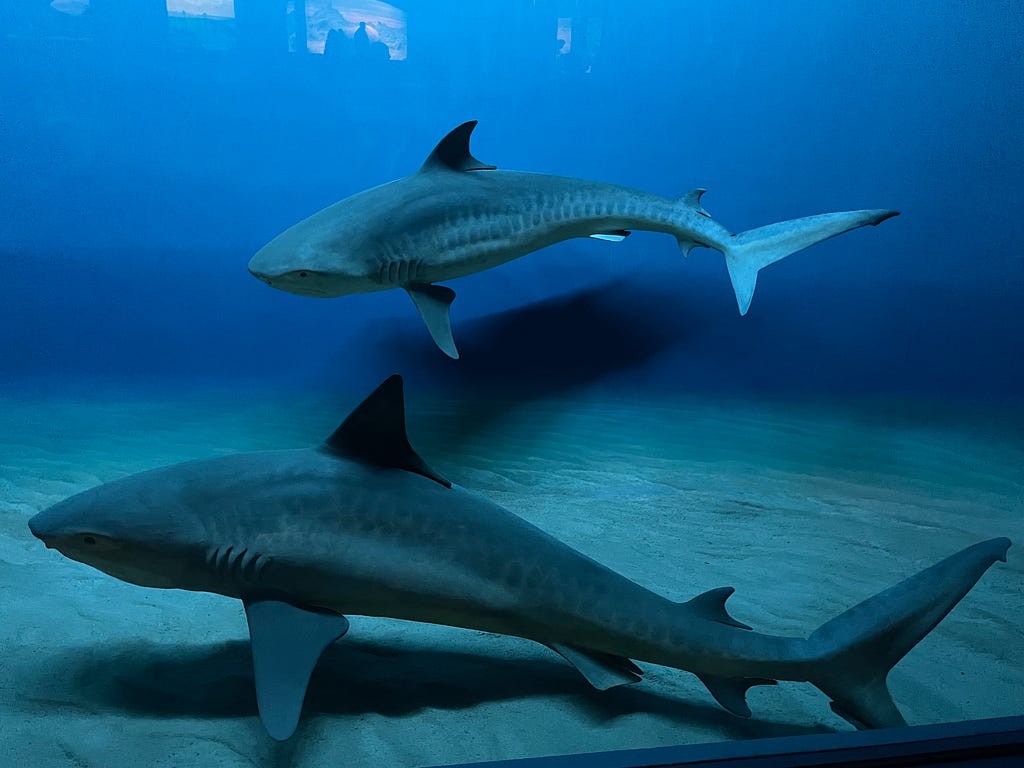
723,209 -> 899,315
807,538 -> 1010,730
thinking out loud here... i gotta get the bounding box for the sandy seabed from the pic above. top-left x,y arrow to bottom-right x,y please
1,387 -> 1021,767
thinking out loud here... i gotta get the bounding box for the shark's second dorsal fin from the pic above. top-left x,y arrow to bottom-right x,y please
420,120 -> 497,173
681,188 -> 711,218
682,586 -> 752,630
324,375 -> 452,488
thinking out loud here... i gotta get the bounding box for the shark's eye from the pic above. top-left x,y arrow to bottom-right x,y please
83,535 -> 96,545
299,271 -> 308,278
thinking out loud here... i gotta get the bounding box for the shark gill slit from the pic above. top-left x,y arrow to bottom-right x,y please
215,545 -> 232,573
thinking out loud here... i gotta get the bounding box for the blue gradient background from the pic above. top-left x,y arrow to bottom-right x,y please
1,0 -> 1021,402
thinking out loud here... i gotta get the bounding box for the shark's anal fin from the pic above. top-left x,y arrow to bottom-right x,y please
324,374 -> 451,488
243,598 -> 350,741
405,283 -> 460,360
547,643 -> 643,690
681,586 -> 752,630
419,120 -> 496,173
677,237 -> 704,257
697,674 -> 777,718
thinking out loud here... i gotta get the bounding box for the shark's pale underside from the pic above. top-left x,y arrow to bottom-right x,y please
29,376 -> 1009,740
249,121 -> 898,357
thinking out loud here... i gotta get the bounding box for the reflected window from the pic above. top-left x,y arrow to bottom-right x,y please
51,0 -> 89,15
556,16 -> 572,55
166,0 -> 236,50
166,0 -> 235,19
556,13 -> 601,74
305,0 -> 406,61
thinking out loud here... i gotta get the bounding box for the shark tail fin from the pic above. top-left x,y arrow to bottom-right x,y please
807,538 -> 1010,730
723,209 -> 899,315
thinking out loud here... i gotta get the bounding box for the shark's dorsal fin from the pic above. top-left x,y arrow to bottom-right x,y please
420,120 -> 497,173
324,375 -> 452,488
243,598 -> 350,740
682,586 -> 752,630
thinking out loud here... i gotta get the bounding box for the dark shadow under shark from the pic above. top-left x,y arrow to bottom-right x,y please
22,637 -> 833,743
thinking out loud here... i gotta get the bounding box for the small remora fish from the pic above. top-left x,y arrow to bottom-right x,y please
248,121 -> 898,358
28,376 -> 1010,740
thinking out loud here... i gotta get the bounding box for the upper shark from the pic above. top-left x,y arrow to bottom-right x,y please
29,375 -> 1009,740
248,121 -> 898,358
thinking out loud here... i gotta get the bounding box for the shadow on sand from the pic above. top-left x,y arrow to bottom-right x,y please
25,636 -> 832,744
327,280 -> 711,450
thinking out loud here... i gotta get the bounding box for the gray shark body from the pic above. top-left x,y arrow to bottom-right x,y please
29,377 -> 1009,740
248,122 -> 898,357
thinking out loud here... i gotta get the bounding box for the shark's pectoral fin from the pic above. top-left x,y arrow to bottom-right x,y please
324,374 -> 452,488
547,642 -> 643,690
681,586 -> 752,630
243,598 -> 350,741
588,229 -> 631,242
697,674 -> 777,718
405,283 -> 459,359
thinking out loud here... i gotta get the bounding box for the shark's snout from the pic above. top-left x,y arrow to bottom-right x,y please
247,259 -> 335,297
27,511 -> 62,551
28,508 -> 66,548
248,264 -> 273,286
27,512 -> 44,541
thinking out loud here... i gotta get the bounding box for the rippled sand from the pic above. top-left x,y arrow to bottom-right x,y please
1,388 -> 1021,767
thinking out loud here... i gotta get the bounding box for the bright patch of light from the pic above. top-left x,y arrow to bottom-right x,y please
306,0 -> 407,60
51,0 -> 89,15
166,0 -> 235,19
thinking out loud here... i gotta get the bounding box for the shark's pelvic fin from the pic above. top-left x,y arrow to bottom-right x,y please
723,209 -> 900,315
681,586 -> 752,631
808,537 -> 1011,729
697,674 -> 777,718
547,642 -> 644,690
406,283 -> 460,360
324,374 -> 452,488
243,599 -> 350,741
588,230 -> 631,242
420,120 -> 497,173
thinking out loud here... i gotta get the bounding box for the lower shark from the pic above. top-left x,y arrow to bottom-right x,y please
248,121 -> 898,358
29,376 -> 1009,740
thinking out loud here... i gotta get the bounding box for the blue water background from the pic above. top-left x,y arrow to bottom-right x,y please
1,1 -> 1021,403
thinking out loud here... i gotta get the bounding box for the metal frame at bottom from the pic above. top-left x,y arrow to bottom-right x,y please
440,716 -> 1024,768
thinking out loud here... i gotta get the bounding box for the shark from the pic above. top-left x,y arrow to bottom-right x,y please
29,376 -> 1009,741
248,121 -> 898,358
